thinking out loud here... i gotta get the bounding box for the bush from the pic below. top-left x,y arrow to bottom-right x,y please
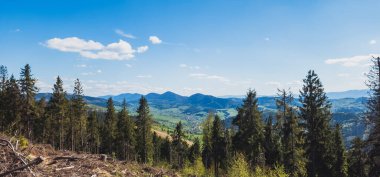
227,153 -> 250,177
182,157 -> 206,176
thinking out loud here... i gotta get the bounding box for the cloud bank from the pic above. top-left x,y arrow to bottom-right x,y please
45,37 -> 148,60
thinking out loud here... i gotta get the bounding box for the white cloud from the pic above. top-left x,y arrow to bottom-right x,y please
125,64 -> 132,68
97,69 -> 102,73
136,75 -> 152,78
337,73 -> 350,77
45,37 -> 147,60
189,73 -> 229,82
265,81 -> 282,88
137,46 -> 149,53
180,64 -> 200,70
115,29 -> 136,39
370,40 -> 377,45
265,37 -> 270,41
149,36 -> 162,44
325,54 -> 380,67
75,64 -> 87,68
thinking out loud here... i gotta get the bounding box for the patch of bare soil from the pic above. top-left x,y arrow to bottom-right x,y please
0,134 -> 179,177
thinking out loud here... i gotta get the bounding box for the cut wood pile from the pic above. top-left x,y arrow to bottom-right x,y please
0,134 -> 178,177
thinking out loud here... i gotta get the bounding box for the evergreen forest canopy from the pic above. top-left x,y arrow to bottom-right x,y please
1,58 -> 380,177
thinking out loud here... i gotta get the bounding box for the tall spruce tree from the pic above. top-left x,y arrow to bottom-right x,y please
0,65 -> 8,132
348,137 -> 367,177
201,112 -> 214,169
102,97 -> 117,154
211,115 -> 226,177
136,96 -> 153,164
365,56 -> 380,177
189,137 -> 201,164
232,89 -> 265,167
152,132 -> 162,164
172,121 -> 186,168
47,76 -> 68,150
87,111 -> 100,154
332,124 -> 348,177
19,64 -> 38,139
277,89 -> 306,176
299,70 -> 334,177
264,115 -> 282,168
4,75 -> 22,135
115,99 -> 135,160
70,79 -> 87,151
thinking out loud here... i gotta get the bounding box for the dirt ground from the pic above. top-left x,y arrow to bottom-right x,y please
0,134 -> 179,177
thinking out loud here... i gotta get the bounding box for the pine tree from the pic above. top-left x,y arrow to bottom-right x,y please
136,96 -> 153,164
232,89 -> 265,167
102,97 -> 117,154
115,99 -> 135,160
188,137 -> 201,164
70,79 -> 87,151
19,64 -> 38,139
348,137 -> 367,177
278,90 -> 306,177
161,136 -> 171,163
4,75 -> 22,135
172,121 -> 187,168
201,112 -> 214,169
0,65 -> 8,132
332,124 -> 348,177
365,56 -> 380,177
33,97 -> 47,143
211,115 -> 226,177
47,76 -> 68,150
264,115 -> 282,168
299,70 -> 334,177
152,132 -> 162,164
87,111 -> 100,154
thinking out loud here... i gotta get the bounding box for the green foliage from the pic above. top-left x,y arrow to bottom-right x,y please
347,137 -> 367,177
264,115 -> 282,167
201,112 -> 214,169
233,89 -> 265,167
102,97 -> 117,154
17,135 -> 29,149
136,96 -> 153,164
299,70 -> 334,177
182,157 -> 206,176
228,153 -> 251,177
332,124 -> 348,177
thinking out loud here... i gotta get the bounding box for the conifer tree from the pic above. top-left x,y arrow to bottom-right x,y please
70,79 -> 87,151
332,124 -> 348,177
136,96 -> 153,164
232,89 -> 265,167
4,75 -> 22,134
365,56 -> 380,176
0,65 -> 8,132
172,121 -> 187,168
102,97 -> 117,154
33,97 -> 47,143
278,90 -> 306,177
348,137 -> 367,177
19,64 -> 38,139
161,136 -> 171,163
264,115 -> 282,168
47,76 -> 68,150
201,112 -> 214,169
188,137 -> 201,164
152,132 -> 162,164
299,70 -> 334,177
87,111 -> 100,154
115,99 -> 135,160
211,115 -> 226,177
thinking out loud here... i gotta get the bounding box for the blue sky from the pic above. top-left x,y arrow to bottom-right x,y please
1,0 -> 380,96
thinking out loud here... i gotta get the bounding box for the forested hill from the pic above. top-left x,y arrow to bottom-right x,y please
36,90 -> 368,143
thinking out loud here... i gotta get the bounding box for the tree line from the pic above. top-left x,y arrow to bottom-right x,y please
0,58 -> 380,176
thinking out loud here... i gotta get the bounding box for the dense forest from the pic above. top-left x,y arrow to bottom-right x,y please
1,58 -> 380,177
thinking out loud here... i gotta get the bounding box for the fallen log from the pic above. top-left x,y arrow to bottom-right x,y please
55,166 -> 75,171
53,156 -> 81,161
0,156 -> 43,177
